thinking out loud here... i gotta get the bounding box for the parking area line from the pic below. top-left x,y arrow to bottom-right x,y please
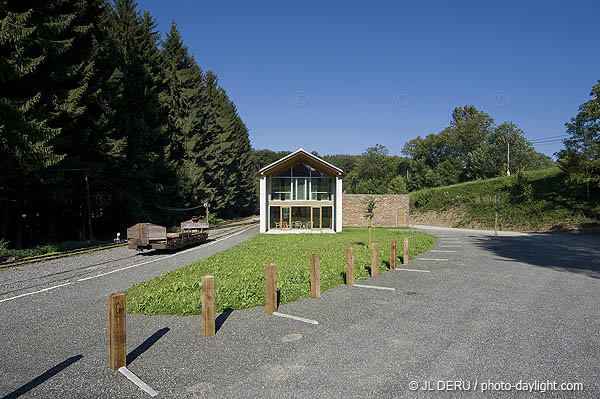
353,284 -> 396,291
393,268 -> 430,273
416,258 -> 449,261
118,367 -> 158,397
272,312 -> 319,325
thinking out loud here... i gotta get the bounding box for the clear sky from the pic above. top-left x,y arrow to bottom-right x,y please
138,0 -> 600,157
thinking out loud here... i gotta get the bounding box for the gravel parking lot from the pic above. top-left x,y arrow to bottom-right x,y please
1,225 -> 599,398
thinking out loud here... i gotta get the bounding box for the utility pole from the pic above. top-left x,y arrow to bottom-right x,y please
507,141 -> 511,176
84,170 -> 94,244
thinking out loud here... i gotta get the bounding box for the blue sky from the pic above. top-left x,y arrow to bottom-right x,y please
139,0 -> 600,157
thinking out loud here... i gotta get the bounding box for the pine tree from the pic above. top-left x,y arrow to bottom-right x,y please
0,0 -> 102,244
159,21 -> 210,214
104,0 -> 170,224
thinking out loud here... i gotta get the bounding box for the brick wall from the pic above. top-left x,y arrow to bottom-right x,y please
342,194 -> 410,227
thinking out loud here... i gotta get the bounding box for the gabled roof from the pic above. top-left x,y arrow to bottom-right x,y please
256,148 -> 347,177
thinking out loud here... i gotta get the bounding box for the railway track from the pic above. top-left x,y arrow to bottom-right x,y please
0,221 -> 258,298
0,216 -> 259,269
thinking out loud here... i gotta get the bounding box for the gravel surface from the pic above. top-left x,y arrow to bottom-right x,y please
1,225 -> 599,398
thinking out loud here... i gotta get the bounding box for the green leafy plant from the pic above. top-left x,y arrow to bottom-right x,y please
364,196 -> 377,245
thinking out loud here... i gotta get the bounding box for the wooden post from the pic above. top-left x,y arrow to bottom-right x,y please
265,263 -> 277,315
403,236 -> 410,265
371,242 -> 379,277
202,276 -> 215,338
390,239 -> 397,270
368,225 -> 372,246
109,293 -> 126,371
310,254 -> 321,298
345,247 -> 354,286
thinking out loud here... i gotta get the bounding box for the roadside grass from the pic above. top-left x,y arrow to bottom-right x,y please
410,167 -> 600,231
126,227 -> 435,316
0,239 -> 111,260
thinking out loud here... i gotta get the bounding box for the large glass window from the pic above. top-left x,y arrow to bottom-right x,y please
291,207 -> 311,229
269,206 -> 280,229
292,163 -> 311,177
293,178 -> 307,200
270,163 -> 333,201
322,206 -> 332,229
312,207 -> 320,229
311,177 -> 331,201
271,177 -> 291,200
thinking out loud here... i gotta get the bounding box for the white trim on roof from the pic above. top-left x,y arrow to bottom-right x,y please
257,148 -> 345,175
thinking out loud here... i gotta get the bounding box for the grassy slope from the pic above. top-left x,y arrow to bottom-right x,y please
410,168 -> 600,231
126,227 -> 435,315
0,239 -> 111,260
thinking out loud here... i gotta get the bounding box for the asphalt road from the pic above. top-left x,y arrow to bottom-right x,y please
1,225 -> 599,398
0,224 -> 259,398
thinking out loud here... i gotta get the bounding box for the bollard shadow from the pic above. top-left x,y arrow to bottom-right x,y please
277,289 -> 281,308
215,308 -> 233,333
2,354 -> 83,398
352,241 -> 365,246
127,327 -> 170,365
364,265 -> 371,275
340,271 -> 347,282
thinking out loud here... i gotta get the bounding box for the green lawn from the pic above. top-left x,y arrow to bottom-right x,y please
126,227 -> 435,316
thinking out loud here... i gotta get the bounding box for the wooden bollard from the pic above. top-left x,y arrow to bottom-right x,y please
202,276 -> 215,338
310,254 -> 321,298
403,236 -> 410,265
345,247 -> 354,286
371,243 -> 379,277
265,263 -> 277,315
390,239 -> 397,270
109,293 -> 126,371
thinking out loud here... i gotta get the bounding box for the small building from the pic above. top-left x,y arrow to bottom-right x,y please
256,148 -> 346,233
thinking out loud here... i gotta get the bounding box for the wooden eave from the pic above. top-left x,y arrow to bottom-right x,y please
256,150 -> 347,178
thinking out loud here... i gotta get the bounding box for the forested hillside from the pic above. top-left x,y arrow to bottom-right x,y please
0,0 -> 255,248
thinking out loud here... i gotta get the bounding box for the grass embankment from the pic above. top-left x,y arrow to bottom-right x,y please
0,239 -> 111,260
410,167 -> 600,231
126,227 -> 435,316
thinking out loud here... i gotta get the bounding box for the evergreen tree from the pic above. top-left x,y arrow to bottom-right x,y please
104,0 -> 170,224
159,20 -> 210,214
0,0 -> 101,244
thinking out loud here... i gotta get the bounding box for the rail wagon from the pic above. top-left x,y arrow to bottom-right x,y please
127,217 -> 209,251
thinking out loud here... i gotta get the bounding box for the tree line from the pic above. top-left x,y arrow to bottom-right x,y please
254,105 -> 555,195
557,80 -> 600,201
0,0 -> 255,248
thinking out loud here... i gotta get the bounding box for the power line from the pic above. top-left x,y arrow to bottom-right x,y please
528,134 -> 569,143
89,173 -> 206,212
533,142 -> 564,146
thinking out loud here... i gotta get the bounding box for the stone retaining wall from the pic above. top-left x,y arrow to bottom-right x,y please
342,194 -> 410,227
